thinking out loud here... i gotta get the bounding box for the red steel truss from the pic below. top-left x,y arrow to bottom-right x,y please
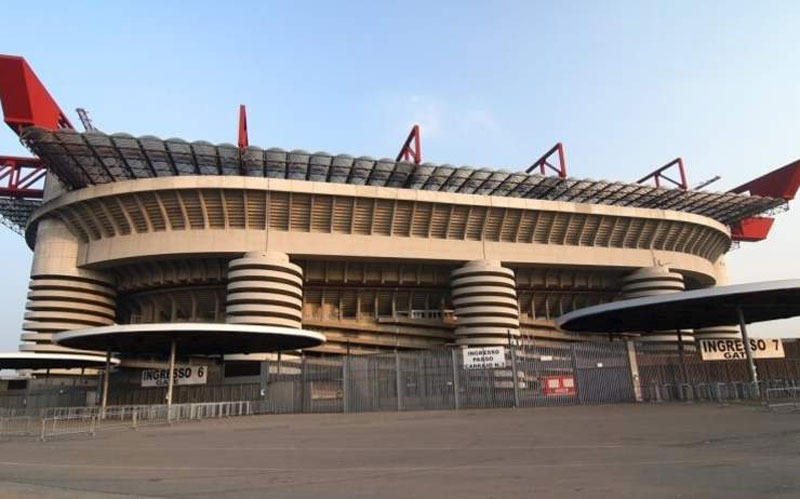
396,124 -> 421,164
637,158 -> 688,190
526,142 -> 567,177
0,156 -> 46,199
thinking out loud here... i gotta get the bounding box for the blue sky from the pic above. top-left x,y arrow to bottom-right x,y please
0,1 -> 798,350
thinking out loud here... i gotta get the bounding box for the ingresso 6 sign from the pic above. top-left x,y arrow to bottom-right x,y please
141,365 -> 208,387
698,338 -> 784,361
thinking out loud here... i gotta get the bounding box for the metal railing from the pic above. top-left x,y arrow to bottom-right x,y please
764,386 -> 800,412
0,401 -> 254,441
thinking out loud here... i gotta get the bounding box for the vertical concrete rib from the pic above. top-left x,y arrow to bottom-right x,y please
451,260 -> 519,346
225,251 -> 304,328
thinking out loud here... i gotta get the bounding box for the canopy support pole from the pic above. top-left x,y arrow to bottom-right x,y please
101,349 -> 111,418
737,307 -> 760,398
166,340 -> 177,410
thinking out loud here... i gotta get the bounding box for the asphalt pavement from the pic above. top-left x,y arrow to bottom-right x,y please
0,403 -> 798,498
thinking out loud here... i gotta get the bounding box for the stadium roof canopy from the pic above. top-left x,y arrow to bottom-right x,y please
23,127 -> 784,226
555,279 -> 800,333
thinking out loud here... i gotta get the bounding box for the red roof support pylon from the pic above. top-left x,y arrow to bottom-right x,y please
238,104 -> 249,149
396,124 -> 421,164
526,142 -> 567,177
0,55 -> 73,135
637,158 -> 688,190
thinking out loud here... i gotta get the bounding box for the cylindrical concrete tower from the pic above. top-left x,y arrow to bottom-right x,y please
620,266 -> 692,349
21,218 -> 117,354
451,260 -> 520,346
226,252 -> 304,328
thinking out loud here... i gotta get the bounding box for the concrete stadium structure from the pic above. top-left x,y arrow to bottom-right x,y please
0,54 -> 799,380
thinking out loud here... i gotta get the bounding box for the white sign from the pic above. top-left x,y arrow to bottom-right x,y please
463,347 -> 506,370
699,338 -> 784,361
141,365 -> 208,387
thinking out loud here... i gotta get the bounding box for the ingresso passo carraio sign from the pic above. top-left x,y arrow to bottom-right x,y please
463,346 -> 507,369
141,365 -> 208,387
698,338 -> 785,361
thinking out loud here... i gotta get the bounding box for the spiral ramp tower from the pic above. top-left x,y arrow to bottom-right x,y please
20,218 -> 116,355
226,252 -> 304,329
620,266 -> 693,350
451,260 -> 520,347
693,326 -> 740,341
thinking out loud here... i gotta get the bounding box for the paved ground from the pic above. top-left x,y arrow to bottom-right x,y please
0,403 -> 798,498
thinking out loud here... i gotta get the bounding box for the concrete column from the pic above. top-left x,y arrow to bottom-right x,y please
21,218 -> 116,355
451,260 -> 519,346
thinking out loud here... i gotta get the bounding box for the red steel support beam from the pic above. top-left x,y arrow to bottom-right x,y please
526,142 -> 567,177
396,124 -> 421,164
727,160 -> 800,243
238,104 -> 249,149
0,156 -> 45,199
0,55 -> 73,135
729,160 -> 800,201
637,158 -> 688,190
730,217 -> 775,243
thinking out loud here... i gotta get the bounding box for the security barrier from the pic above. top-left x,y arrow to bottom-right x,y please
0,401 -> 254,441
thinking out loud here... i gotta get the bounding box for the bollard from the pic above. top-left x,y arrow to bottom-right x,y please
132,409 -> 137,430
39,419 -> 46,442
90,415 -> 96,437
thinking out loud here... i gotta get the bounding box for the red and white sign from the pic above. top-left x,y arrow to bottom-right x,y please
543,376 -> 576,396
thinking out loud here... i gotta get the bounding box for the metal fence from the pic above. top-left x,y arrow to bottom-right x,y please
256,342 -> 800,413
257,342 -> 660,414
2,341 -> 799,436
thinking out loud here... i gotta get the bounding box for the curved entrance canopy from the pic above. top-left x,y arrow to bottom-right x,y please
556,279 -> 800,333
53,322 -> 326,356
0,352 -> 120,370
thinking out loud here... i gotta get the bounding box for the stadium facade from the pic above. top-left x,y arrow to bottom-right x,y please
1,54 -> 799,378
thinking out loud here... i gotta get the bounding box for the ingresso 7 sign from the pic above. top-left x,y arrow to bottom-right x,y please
698,338 -> 784,361
141,365 -> 208,387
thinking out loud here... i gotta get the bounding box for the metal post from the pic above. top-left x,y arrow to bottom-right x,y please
101,349 -> 111,418
508,331 -> 520,408
676,329 -> 688,400
259,359 -> 269,398
342,351 -> 349,413
451,349 -> 460,410
626,340 -> 643,402
737,307 -> 760,398
166,340 -> 177,411
300,353 -> 307,413
395,350 -> 403,411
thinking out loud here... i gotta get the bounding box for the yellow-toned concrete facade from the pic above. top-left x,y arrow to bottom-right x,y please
21,175 -> 732,355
